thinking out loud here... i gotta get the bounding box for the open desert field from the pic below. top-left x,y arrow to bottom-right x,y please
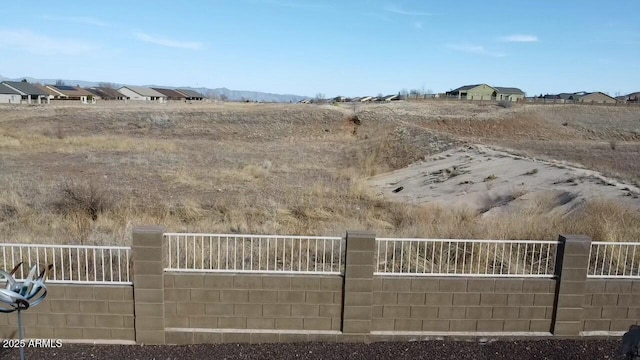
0,101 -> 639,246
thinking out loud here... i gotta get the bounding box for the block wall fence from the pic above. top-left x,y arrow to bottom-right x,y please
1,228 -> 638,344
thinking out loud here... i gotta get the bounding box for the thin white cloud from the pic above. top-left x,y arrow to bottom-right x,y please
498,34 -> 539,43
41,15 -> 112,27
414,22 -> 423,30
446,43 -> 507,57
135,33 -> 204,50
384,4 -> 431,16
0,29 -> 96,55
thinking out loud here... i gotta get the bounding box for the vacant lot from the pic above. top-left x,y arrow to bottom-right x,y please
0,101 -> 639,245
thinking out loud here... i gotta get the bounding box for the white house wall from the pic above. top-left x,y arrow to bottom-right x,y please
118,88 -> 149,101
0,94 -> 21,104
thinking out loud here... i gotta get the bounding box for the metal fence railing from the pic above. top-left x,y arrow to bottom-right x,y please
375,238 -> 559,277
0,243 -> 132,284
588,242 -> 640,279
164,233 -> 345,275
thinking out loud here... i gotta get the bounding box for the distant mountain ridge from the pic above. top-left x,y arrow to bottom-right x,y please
0,74 -> 307,103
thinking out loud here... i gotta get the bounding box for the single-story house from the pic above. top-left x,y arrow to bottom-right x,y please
0,83 -> 21,104
45,85 -> 96,104
575,92 -> 618,104
359,96 -> 373,102
152,88 -> 187,101
383,94 -> 399,101
175,89 -> 205,101
446,84 -> 525,101
85,87 -> 128,100
625,92 -> 640,103
333,96 -> 348,102
118,86 -> 166,102
1,81 -> 50,104
298,98 -> 311,104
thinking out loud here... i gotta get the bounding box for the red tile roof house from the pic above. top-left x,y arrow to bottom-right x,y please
45,85 -> 97,104
117,86 -> 167,102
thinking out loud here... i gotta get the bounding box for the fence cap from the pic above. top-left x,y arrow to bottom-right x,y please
558,234 -> 592,243
346,230 -> 376,238
133,225 -> 166,234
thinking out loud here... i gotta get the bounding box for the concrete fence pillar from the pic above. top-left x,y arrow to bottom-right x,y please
341,230 -> 376,342
552,234 -> 592,336
132,226 -> 166,344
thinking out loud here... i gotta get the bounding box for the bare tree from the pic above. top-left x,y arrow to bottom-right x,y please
98,82 -> 116,89
55,79 -> 66,86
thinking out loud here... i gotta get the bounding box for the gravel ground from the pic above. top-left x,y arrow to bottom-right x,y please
0,340 -> 624,360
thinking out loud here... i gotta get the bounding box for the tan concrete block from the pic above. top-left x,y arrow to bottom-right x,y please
534,293 -> 555,306
234,304 -> 263,317
82,328 -> 112,340
194,332 -> 223,344
123,315 -> 134,328
291,304 -> 319,317
347,251 -> 375,265
134,289 -> 164,303
611,319 -> 639,331
617,294 -> 636,306
628,307 -> 640,318
304,318 -> 332,330
203,275 -> 235,289
233,276 -> 262,289
279,333 -> 309,343
467,279 -> 495,292
394,319 -> 421,331
480,294 -> 507,306
555,308 -> 583,321
190,289 -> 220,302
519,307 -> 546,319
345,232 -> 375,250
530,319 -> 552,332
372,319 -> 395,331
136,316 -> 164,330
123,286 -> 134,301
164,275 -> 175,288
164,288 -> 182,302
79,300 -> 109,314
263,304 -> 291,317
422,319 -> 450,331
492,306 -> 520,319
584,320 -> 610,331
218,317 -> 247,329
54,327 -> 83,339
378,292 -> 397,305
632,281 -> 640,294
309,333 -> 338,343
345,279 -> 373,292
247,317 -> 275,329
410,306 -> 438,319
343,319 -> 371,333
95,314 -> 124,328
425,293 -> 453,306
494,279 -> 524,293
25,327 -> 55,339
277,290 -> 305,303
37,313 -> 67,327
397,292 -> 425,305
557,294 -> 585,308
583,306 -> 602,319
205,303 -> 234,316
291,276 -> 320,290
165,316 -> 189,327
439,279 -> 467,292
558,281 -> 586,295
438,306 -> 466,319
275,318 -> 303,330
382,305 -> 410,318
262,276 -> 292,290
65,286 -> 95,300
134,275 -> 163,289
189,316 -> 218,328
552,321 -> 580,335
522,279 -> 553,293
222,332 -> 252,343
220,289 -> 249,303
585,280 -> 605,294
449,320 -> 476,331
66,314 -> 95,327
251,332 -> 280,344
136,330 -> 165,345
7,312 -> 37,326
132,226 -> 164,247
320,304 -> 342,318
477,320 -> 504,331
249,290 -> 277,303
306,291 -> 334,304
46,285 -> 66,300
452,293 -> 480,306
465,307 -> 493,320
346,265 -> 375,280
133,260 -> 162,276
344,305 -> 371,320
372,305 -> 383,318
560,268 -> 588,282
172,274 -> 204,288
382,278 -> 411,292
166,331 -> 194,345
177,303 -> 204,317
410,278 -> 439,292
602,306 -> 629,319
338,334 -> 370,343
94,287 -> 125,301
591,294 -> 619,306
507,294 -> 534,306
503,319 -> 530,331
344,292 -> 373,306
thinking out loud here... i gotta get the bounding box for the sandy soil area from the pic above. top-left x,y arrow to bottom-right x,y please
369,144 -> 640,217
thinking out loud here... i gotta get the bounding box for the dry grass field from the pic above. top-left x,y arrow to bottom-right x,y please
0,101 -> 639,246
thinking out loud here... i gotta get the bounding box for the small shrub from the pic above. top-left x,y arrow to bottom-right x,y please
562,122 -> 569,126
609,140 -> 617,150
524,168 -> 539,176
55,181 -> 113,221
484,174 -> 498,182
497,100 -> 513,109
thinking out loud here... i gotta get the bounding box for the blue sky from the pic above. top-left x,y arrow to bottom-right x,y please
0,1 -> 638,97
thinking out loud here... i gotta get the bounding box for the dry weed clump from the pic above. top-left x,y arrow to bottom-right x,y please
54,181 -> 114,221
